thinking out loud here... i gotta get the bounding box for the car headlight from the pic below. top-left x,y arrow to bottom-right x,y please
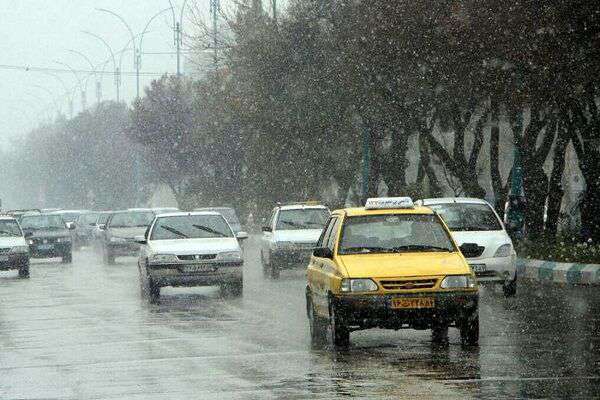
11,245 -> 29,254
440,275 -> 477,289
218,251 -> 242,261
110,237 -> 127,243
494,244 -> 513,257
340,278 -> 379,293
150,254 -> 178,263
27,239 -> 34,245
56,237 -> 71,243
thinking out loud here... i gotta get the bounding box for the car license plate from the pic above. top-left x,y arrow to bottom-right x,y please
183,265 -> 215,273
0,256 -> 8,262
470,264 -> 486,273
391,297 -> 435,309
38,244 -> 53,250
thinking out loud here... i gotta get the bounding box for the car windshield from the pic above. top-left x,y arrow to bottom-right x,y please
338,214 -> 455,255
151,215 -> 234,240
426,203 -> 502,232
20,215 -> 65,230
0,220 -> 22,237
276,209 -> 329,230
200,208 -> 241,231
109,212 -> 155,228
78,213 -> 98,225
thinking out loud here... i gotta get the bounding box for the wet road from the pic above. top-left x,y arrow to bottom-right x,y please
2,238 -> 600,399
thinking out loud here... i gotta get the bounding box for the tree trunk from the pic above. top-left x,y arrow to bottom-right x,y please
383,130 -> 409,196
489,124 -> 509,218
545,124 -> 569,237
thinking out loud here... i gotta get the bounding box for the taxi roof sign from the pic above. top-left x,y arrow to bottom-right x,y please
365,197 -> 414,210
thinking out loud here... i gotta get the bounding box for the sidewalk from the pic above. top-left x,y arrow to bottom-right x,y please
517,258 -> 600,285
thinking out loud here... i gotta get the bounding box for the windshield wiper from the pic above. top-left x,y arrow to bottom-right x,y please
391,245 -> 451,252
192,224 -> 227,237
280,220 -> 305,228
160,225 -> 189,238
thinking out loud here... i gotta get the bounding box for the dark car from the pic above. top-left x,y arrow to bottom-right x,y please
20,214 -> 75,263
99,209 -> 155,264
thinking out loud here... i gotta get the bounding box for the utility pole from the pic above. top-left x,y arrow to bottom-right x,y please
210,0 -> 220,71
272,0 -> 277,22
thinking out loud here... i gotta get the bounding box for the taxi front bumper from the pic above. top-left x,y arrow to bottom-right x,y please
148,261 -> 243,287
333,291 -> 478,330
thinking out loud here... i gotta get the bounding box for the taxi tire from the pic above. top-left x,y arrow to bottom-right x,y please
307,296 -> 326,347
431,323 -> 449,344
62,253 -> 72,264
460,313 -> 479,346
327,301 -> 350,348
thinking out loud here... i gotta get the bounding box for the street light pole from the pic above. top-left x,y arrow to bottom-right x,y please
42,71 -> 75,118
96,8 -> 140,99
68,49 -> 101,105
82,31 -> 119,102
54,60 -> 86,111
168,0 -> 190,76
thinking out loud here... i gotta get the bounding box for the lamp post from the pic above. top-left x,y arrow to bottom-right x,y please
96,8 -> 140,99
168,0 -> 189,76
68,50 -> 101,105
42,71 -> 75,117
82,30 -> 120,102
139,8 -> 174,72
54,60 -> 86,111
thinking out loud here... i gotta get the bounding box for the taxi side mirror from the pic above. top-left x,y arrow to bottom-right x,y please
460,243 -> 481,258
134,235 -> 147,245
313,247 -> 333,259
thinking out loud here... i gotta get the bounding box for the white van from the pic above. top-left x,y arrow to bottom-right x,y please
416,198 -> 517,297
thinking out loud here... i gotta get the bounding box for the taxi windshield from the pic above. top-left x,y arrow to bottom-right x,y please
151,215 -> 234,240
0,220 -> 22,237
426,203 -> 502,231
338,214 -> 455,255
276,209 -> 329,230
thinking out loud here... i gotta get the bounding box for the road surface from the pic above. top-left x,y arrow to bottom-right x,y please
1,237 -> 600,399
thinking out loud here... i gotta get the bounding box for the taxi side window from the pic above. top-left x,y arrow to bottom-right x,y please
317,217 -> 336,248
323,217 -> 340,251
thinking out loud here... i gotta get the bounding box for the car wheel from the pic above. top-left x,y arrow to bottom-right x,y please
503,275 -> 517,297
148,277 -> 160,304
307,294 -> 326,348
62,253 -> 72,264
327,299 -> 349,348
18,263 -> 30,278
223,279 -> 243,297
261,251 -> 269,278
460,312 -> 479,346
431,322 -> 449,344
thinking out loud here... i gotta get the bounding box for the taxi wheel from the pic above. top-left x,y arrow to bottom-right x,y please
327,301 -> 350,348
431,323 -> 449,344
307,297 -> 326,347
460,313 -> 479,346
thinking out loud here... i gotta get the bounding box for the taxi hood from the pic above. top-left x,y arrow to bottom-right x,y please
338,252 -> 470,278
274,229 -> 323,244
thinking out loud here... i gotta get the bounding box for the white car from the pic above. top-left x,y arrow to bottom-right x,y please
260,203 -> 330,279
416,197 -> 517,297
0,216 -> 30,278
137,212 -> 248,303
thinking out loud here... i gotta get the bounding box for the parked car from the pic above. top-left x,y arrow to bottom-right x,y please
99,209 -> 155,264
194,207 -> 243,233
0,216 -> 30,278
260,203 -> 330,278
20,213 -> 75,263
416,197 -> 517,297
137,211 -> 248,303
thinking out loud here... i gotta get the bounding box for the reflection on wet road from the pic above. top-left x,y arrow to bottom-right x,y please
1,238 -> 600,399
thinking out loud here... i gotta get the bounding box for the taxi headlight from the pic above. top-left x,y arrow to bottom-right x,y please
440,275 -> 476,289
11,245 -> 29,254
150,254 -> 178,264
340,278 -> 378,293
494,244 -> 512,257
218,251 -> 242,261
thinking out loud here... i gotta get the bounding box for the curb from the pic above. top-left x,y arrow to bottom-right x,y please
517,258 -> 600,286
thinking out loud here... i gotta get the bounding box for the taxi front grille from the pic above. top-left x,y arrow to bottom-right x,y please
379,279 -> 437,290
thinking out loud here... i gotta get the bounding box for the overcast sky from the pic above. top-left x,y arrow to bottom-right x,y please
0,0 -> 225,143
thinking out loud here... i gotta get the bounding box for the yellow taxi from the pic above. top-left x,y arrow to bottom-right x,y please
306,197 -> 479,348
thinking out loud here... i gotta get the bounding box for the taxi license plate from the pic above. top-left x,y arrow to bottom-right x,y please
183,265 -> 215,273
391,297 -> 435,309
470,264 -> 486,273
